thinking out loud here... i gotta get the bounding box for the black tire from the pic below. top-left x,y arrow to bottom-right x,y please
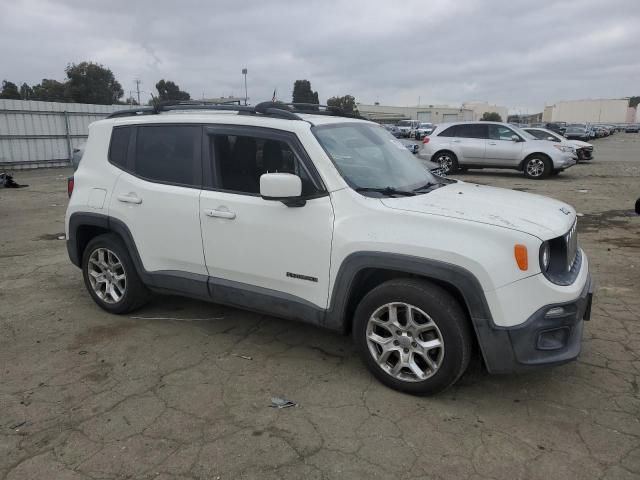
82,233 -> 150,314
523,155 -> 552,179
434,151 -> 459,174
353,278 -> 473,395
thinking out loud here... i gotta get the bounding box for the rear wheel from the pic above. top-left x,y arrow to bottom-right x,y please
523,155 -> 552,179
353,279 -> 472,395
82,233 -> 150,314
434,151 -> 459,174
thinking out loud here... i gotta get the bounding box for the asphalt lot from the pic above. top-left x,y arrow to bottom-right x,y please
1,133 -> 640,480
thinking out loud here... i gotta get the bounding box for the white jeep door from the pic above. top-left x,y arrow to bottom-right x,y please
199,126 -> 334,310
108,124 -> 207,276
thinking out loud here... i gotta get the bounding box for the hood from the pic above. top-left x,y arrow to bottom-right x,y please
380,181 -> 575,239
568,139 -> 592,148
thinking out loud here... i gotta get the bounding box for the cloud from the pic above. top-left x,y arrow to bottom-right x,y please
1,0 -> 639,112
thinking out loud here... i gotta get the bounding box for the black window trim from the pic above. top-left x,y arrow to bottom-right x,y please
108,123 -> 203,190
202,124 -> 328,199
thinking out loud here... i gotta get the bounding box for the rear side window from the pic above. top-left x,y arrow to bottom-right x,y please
456,124 -> 487,139
108,127 -> 131,169
133,125 -> 200,186
438,126 -> 457,137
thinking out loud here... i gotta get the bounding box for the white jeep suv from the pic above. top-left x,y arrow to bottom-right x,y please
420,121 -> 577,178
65,102 -> 593,395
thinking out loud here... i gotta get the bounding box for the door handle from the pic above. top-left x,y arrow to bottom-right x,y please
451,140 -> 461,143
204,208 -> 236,220
488,142 -> 497,145
117,193 -> 142,204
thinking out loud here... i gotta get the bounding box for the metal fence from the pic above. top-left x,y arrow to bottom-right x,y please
0,99 -> 126,169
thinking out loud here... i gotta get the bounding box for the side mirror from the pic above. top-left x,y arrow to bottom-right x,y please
547,137 -> 556,141
260,173 -> 305,207
511,135 -> 520,142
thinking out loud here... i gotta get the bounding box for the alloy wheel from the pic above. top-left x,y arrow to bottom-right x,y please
526,158 -> 545,177
87,248 -> 126,304
436,154 -> 453,173
366,302 -> 445,382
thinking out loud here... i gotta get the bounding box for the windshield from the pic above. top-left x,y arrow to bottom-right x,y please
313,123 -> 438,193
567,127 -> 584,133
397,121 -> 412,127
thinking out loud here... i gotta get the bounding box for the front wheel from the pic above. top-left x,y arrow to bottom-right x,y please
523,155 -> 552,179
353,279 -> 472,395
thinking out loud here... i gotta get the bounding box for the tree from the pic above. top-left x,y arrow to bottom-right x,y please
0,80 -> 21,99
155,79 -> 190,102
19,83 -> 34,100
64,62 -> 123,104
292,80 -> 319,109
32,79 -> 68,102
327,95 -> 359,115
629,96 -> 640,109
481,111 -> 502,121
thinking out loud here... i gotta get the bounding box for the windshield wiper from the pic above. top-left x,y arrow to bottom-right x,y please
412,181 -> 445,193
355,186 -> 416,197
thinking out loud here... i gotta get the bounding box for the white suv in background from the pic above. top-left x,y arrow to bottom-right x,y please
524,127 -> 594,162
420,121 -> 576,178
65,102 -> 592,395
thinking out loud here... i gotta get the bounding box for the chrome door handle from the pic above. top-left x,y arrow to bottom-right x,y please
204,208 -> 236,220
117,194 -> 142,204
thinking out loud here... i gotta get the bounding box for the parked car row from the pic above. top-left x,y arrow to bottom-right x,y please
383,121 -> 436,139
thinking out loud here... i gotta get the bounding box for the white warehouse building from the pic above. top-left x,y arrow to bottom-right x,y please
357,104 -> 474,124
542,98 -> 632,123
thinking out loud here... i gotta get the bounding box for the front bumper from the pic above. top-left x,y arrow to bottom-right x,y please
552,152 -> 577,170
476,273 -> 593,374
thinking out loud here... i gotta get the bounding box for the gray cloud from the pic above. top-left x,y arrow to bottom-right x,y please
2,0 -> 639,112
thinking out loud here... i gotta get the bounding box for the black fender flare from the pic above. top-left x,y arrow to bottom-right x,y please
323,252 -> 516,371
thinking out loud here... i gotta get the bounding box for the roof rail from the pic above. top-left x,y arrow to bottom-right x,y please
255,101 -> 365,119
106,100 -> 365,121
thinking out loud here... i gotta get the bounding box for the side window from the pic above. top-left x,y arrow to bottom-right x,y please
108,127 -> 131,169
438,126 -> 457,137
456,124 -> 487,139
210,134 -> 318,196
133,125 -> 200,186
488,125 -> 517,141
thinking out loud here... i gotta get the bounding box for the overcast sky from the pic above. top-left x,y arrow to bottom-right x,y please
2,0 -> 639,113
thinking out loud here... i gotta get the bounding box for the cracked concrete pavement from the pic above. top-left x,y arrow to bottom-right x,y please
1,133 -> 639,479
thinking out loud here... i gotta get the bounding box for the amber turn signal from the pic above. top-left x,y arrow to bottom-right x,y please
514,244 -> 528,271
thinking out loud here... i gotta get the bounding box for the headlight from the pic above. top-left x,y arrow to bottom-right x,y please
540,241 -> 551,271
552,144 -> 573,153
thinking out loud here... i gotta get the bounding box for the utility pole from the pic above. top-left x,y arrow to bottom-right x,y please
135,79 -> 142,105
242,68 -> 248,106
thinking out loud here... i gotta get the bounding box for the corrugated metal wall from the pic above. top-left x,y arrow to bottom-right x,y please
0,100 -> 127,169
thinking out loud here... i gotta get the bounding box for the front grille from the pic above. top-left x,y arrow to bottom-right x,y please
565,221 -> 578,272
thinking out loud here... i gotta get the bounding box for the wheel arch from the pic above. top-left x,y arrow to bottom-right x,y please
67,213 -> 147,282
324,252 -> 508,370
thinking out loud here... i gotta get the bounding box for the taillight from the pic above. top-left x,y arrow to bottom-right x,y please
423,136 -> 430,144
67,176 -> 74,198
